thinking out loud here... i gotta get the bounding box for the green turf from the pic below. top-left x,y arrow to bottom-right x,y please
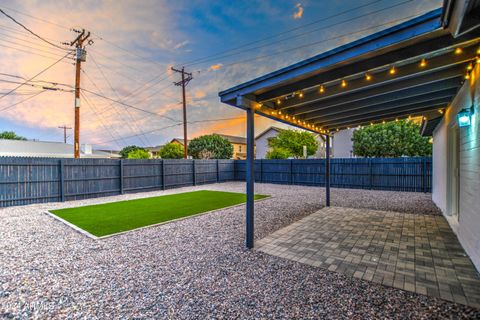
50,190 -> 268,237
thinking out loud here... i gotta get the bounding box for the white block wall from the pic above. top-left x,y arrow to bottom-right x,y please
432,63 -> 480,271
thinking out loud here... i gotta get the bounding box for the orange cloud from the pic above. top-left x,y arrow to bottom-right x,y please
194,90 -> 206,99
208,63 -> 223,71
293,3 -> 304,19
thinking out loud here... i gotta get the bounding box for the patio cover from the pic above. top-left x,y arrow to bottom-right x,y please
218,0 -> 480,248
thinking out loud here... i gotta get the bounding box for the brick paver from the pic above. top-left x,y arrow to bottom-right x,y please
256,207 -> 480,308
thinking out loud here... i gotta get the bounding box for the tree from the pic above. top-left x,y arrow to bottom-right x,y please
266,147 -> 292,159
127,149 -> 150,159
159,143 -> 184,159
120,145 -> 145,158
268,130 -> 318,158
352,120 -> 432,157
0,131 -> 26,140
188,134 -> 234,159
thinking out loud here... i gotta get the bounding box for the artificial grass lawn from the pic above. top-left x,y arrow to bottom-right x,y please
50,190 -> 268,237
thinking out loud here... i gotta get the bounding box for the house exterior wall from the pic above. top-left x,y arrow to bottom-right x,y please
432,62 -> 480,271
333,128 -> 354,158
232,143 -> 247,160
255,129 -> 280,159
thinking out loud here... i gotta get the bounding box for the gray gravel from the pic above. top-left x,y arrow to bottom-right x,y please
0,182 -> 477,319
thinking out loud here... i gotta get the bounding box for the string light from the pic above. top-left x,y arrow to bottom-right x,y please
395,118 -> 399,122
319,85 -> 325,93
455,47 -> 463,55
370,122 -> 374,126
341,79 -> 347,88
298,92 -> 304,98
438,109 -> 444,114
467,63 -> 473,71
276,99 -> 281,105
465,72 -> 471,80
477,47 -> 480,55
365,73 -> 372,81
278,110 -> 282,115
389,66 -> 396,75
419,58 -> 427,68
382,120 -> 386,124
477,56 -> 480,64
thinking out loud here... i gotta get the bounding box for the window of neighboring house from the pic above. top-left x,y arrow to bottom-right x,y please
239,145 -> 242,152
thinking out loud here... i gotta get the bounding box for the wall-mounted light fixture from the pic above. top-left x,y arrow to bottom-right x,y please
457,106 -> 474,127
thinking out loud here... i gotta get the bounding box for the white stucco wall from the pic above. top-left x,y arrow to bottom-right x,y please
255,129 -> 280,159
333,128 -> 354,158
432,63 -> 480,271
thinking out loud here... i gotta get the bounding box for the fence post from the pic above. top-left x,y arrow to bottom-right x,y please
162,160 -> 166,190
290,159 -> 293,185
369,158 -> 373,190
59,159 -> 65,202
193,160 -> 196,186
119,159 -> 124,194
216,159 -> 220,182
422,157 -> 427,193
259,159 -> 263,183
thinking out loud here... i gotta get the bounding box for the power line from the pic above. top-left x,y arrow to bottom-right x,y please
81,91 -> 125,149
179,0 -> 385,67
0,29 -> 71,55
0,51 -> 71,100
0,72 -> 73,88
0,42 -> 75,62
82,63 -> 151,147
0,89 -> 46,112
220,12 -> 424,69
0,78 -> 73,92
0,8 -> 70,50
81,87 -> 181,122
90,54 -> 153,146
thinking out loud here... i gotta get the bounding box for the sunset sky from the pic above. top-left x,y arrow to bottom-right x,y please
0,0 -> 442,150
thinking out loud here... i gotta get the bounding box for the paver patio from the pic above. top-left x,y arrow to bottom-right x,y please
256,206 -> 480,308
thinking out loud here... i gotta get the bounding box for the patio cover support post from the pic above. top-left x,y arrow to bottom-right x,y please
237,95 -> 256,249
246,104 -> 255,248
325,135 -> 330,207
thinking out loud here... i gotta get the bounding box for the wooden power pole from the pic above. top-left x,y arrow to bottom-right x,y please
171,67 -> 193,159
70,29 -> 91,158
58,125 -> 72,143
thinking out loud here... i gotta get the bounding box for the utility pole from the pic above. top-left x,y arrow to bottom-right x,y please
171,66 -> 193,159
69,29 -> 91,158
58,125 -> 72,143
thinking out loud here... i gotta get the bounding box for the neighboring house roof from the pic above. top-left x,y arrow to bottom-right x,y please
145,145 -> 164,152
172,134 -> 248,145
0,140 -> 119,158
255,126 -> 283,140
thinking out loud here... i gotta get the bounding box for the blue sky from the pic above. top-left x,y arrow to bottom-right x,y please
0,0 -> 442,149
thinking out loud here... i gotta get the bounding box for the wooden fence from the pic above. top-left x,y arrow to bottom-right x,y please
0,157 -> 431,208
0,158 -> 235,207
234,158 -> 432,192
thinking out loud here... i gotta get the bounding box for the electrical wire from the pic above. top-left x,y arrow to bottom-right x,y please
0,8 -> 70,50
82,61 -> 152,146
80,87 -> 180,122
81,91 -> 125,149
184,0 -> 414,68
0,89 -> 46,112
0,51 -> 71,100
178,0 -> 385,67
220,12 -> 425,69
